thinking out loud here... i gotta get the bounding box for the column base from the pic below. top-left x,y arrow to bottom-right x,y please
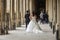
9,27 -> 16,30
0,28 -> 8,35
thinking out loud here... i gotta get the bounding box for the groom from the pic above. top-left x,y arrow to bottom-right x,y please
25,10 -> 30,28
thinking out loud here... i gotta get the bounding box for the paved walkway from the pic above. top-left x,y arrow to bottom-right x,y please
0,24 -> 56,40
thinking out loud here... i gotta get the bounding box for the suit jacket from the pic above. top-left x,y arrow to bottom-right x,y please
25,13 -> 30,22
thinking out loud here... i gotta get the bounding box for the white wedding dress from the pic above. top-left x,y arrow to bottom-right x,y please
26,17 -> 43,33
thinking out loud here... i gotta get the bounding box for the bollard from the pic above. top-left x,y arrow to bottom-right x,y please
53,25 -> 55,34
56,30 -> 59,40
49,22 -> 52,29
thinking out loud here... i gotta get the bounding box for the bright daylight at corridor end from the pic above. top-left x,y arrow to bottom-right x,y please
0,0 -> 60,40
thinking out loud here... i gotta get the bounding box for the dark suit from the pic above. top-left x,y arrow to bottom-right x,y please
25,13 -> 30,28
43,13 -> 49,23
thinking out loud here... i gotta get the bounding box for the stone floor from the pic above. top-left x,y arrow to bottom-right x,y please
0,24 -> 56,40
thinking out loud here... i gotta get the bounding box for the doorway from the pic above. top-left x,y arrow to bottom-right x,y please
34,0 -> 46,14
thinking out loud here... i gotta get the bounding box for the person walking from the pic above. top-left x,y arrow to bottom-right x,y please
25,10 -> 30,28
40,10 -> 44,23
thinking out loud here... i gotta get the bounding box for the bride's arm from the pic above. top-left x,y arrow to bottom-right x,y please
29,14 -> 33,20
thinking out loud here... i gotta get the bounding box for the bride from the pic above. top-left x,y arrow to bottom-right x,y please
26,11 -> 43,33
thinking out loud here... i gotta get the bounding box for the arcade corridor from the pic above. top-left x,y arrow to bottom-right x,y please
0,0 -> 60,40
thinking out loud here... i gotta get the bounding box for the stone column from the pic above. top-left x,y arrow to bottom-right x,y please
10,0 -> 15,30
20,0 -> 23,25
56,0 -> 60,40
23,0 -> 26,25
46,0 -> 49,13
10,0 -> 12,29
56,0 -> 60,29
18,0 -> 21,27
6,0 -> 10,13
29,0 -> 32,14
48,0 -> 53,22
14,0 -> 17,27
0,0 -> 2,34
52,0 -> 57,34
16,0 -> 19,27
1,0 -> 4,34
14,0 -> 16,13
52,0 -> 57,25
16,0 -> 21,27
12,0 -> 16,29
4,0 -> 9,34
26,0 -> 29,11
0,0 -> 8,34
33,0 -> 35,11
6,0 -> 10,30
2,0 -> 8,34
8,0 -> 11,30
